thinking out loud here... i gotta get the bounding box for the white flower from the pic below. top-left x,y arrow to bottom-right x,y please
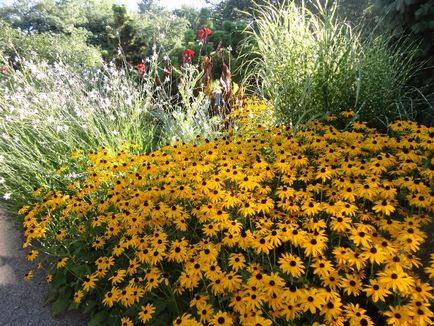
3,193 -> 11,200
0,177 -> 5,184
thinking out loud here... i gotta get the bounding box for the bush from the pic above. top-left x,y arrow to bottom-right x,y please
18,111 -> 434,325
243,0 -> 421,128
0,20 -> 103,68
0,55 -> 220,212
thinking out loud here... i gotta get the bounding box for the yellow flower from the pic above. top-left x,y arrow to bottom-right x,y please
299,288 -> 326,314
73,290 -> 84,304
372,200 -> 395,216
228,253 -> 246,272
120,316 -> 134,326
109,269 -> 127,285
377,269 -> 414,295
315,166 -> 334,182
278,252 -> 305,278
24,270 -> 33,281
56,257 -> 69,269
383,305 -> 411,326
303,236 -> 327,257
340,275 -> 362,296
363,279 -> 391,302
82,273 -> 98,292
138,303 -> 155,324
102,287 -> 120,308
209,311 -> 233,326
26,249 -> 39,262
320,297 -> 343,323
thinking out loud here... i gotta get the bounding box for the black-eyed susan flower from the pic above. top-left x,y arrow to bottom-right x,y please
197,302 -> 214,323
138,303 -> 155,324
340,275 -> 362,296
82,273 -> 98,292
278,252 -> 305,278
363,279 -> 391,303
411,279 -> 434,302
377,269 -> 414,295
383,305 -> 411,326
299,288 -> 326,314
209,311 -> 234,326
303,236 -> 327,257
408,301 -> 434,326
56,257 -> 69,269
73,290 -> 84,304
26,249 -> 39,262
24,270 -> 33,281
102,287 -> 120,308
109,269 -> 127,285
228,253 -> 246,272
372,200 -> 395,216
120,316 -> 133,326
320,297 -> 343,323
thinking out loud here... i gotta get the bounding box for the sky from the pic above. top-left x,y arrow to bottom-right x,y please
116,0 -> 209,11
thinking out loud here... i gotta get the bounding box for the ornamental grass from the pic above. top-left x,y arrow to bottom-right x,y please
20,104 -> 434,325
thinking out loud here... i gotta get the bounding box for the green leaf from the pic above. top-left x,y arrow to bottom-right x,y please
88,311 -> 110,326
69,264 -> 90,276
82,300 -> 98,314
51,296 -> 70,316
51,270 -> 67,288
45,286 -> 60,304
148,312 -> 172,326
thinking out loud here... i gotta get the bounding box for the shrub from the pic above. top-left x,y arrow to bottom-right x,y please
243,0 -> 420,128
19,111 -> 434,325
0,20 -> 103,68
0,55 -> 220,212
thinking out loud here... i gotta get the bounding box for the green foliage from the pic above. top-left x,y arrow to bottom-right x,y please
335,0 -> 376,25
375,0 -> 434,123
138,0 -> 161,13
135,8 -> 190,58
106,4 -> 148,64
0,0 -> 87,33
0,20 -> 103,67
243,0 -> 421,128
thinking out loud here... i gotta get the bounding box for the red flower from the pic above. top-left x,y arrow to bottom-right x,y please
197,27 -> 212,41
182,49 -> 196,64
136,63 -> 146,76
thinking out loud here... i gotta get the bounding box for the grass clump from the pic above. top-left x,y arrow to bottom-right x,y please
243,0 -> 420,127
19,107 -> 434,325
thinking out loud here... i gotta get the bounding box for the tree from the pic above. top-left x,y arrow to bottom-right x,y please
106,4 -> 148,63
138,0 -> 161,13
0,19 -> 102,67
0,0 -> 87,34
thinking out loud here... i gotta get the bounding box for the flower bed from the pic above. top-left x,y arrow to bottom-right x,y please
20,115 -> 434,325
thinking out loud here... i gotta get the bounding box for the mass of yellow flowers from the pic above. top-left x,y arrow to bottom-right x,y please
20,102 -> 434,325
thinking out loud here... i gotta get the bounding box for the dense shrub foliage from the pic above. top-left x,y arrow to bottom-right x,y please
20,110 -> 434,325
0,20 -> 103,67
